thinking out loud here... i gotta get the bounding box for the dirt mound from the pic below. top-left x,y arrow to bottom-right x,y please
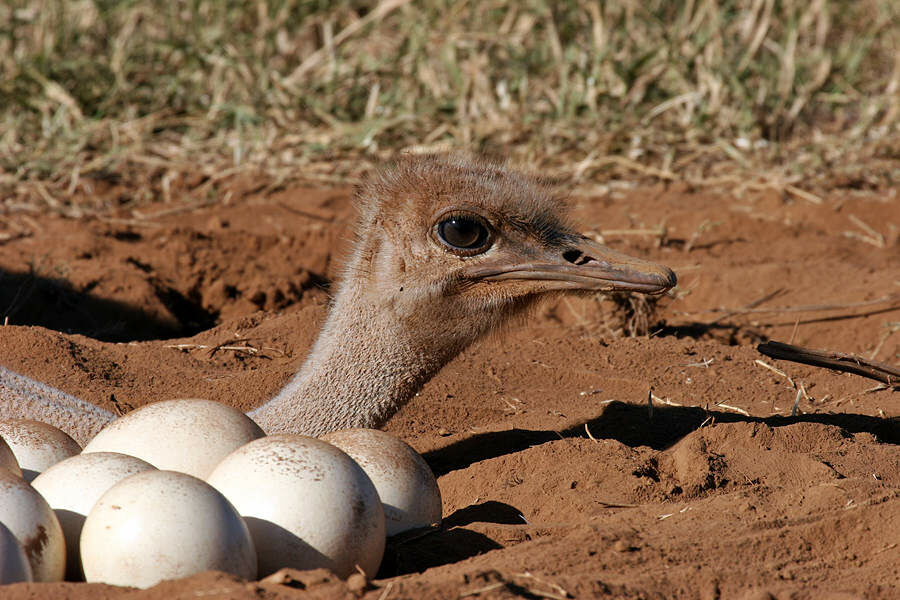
0,182 -> 897,598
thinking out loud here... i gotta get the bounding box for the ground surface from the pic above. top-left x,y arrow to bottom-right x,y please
0,180 -> 898,599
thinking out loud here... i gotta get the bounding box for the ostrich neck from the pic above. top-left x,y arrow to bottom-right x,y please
248,286 -> 458,437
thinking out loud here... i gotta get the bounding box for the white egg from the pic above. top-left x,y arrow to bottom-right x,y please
0,469 -> 65,582
321,428 -> 442,537
80,469 -> 256,588
82,399 -> 264,478
0,419 -> 81,482
32,452 -> 157,580
207,434 -> 385,578
0,436 -> 22,478
0,521 -> 32,584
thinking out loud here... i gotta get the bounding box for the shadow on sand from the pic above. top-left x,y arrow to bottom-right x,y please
378,500 -> 524,577
0,266 -> 217,342
423,401 -> 899,477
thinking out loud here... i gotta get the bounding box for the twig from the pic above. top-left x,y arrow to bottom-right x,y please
165,340 -> 282,358
276,202 -> 337,223
715,402 -> 750,416
665,358 -> 714,371
651,392 -> 683,406
865,384 -> 891,394
597,227 -> 666,237
707,288 -> 785,324
684,219 -> 722,253
754,359 -> 788,379
513,572 -> 572,600
214,345 -> 260,354
791,388 -> 802,416
594,500 -> 640,508
875,543 -> 898,554
848,214 -> 885,248
784,184 -> 823,205
683,293 -> 900,317
843,231 -> 885,248
166,343 -> 211,350
131,197 -> 218,220
459,582 -> 505,597
789,317 -> 800,344
758,341 -> 900,386
377,581 -> 394,600
0,231 -> 29,244
870,322 -> 900,360
683,358 -> 714,368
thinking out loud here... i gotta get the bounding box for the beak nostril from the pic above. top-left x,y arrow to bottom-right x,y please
562,249 -> 595,266
563,248 -> 595,266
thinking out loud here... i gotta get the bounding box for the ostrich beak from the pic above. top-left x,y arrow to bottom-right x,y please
468,235 -> 677,295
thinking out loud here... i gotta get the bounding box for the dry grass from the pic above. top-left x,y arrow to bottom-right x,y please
1,0 -> 898,212
605,292 -> 667,338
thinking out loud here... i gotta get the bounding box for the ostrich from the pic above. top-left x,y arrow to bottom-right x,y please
0,156 -> 676,445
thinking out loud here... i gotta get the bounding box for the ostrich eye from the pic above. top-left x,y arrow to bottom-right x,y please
436,215 -> 491,253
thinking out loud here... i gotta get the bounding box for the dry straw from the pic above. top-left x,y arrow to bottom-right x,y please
1,0 -> 898,213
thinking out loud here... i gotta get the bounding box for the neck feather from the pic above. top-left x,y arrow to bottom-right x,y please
248,286 -> 461,436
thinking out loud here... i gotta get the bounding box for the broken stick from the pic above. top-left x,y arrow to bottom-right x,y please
757,341 -> 900,386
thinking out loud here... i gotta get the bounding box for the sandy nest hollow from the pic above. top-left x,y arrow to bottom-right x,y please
0,180 -> 897,599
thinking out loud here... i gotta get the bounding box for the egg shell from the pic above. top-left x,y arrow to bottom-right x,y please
0,436 -> 22,478
321,428 -> 442,537
82,398 -> 264,478
0,469 -> 65,582
32,452 -> 157,580
0,520 -> 32,584
207,434 -> 385,578
80,469 -> 257,588
0,419 -> 80,482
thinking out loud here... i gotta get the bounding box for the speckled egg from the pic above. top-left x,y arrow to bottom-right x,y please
207,434 -> 385,578
0,469 -> 65,582
321,428 -> 442,537
82,399 -> 264,478
0,419 -> 80,482
80,469 -> 257,588
32,452 -> 157,580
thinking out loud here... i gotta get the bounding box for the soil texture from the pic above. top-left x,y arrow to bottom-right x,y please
0,180 -> 897,599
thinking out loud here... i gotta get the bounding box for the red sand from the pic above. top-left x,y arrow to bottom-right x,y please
0,181 -> 897,598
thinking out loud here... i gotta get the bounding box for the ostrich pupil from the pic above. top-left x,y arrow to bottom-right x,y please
440,217 -> 486,249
